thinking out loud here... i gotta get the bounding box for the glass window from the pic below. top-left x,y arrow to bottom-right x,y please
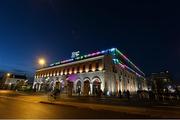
83,65 -> 85,72
77,66 -> 80,73
96,62 -> 99,69
67,68 -> 69,73
72,67 -> 74,73
89,64 -> 92,71
63,69 -> 65,74
89,64 -> 92,70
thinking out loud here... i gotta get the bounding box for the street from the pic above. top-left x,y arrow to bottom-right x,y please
0,96 -> 149,119
0,90 -> 179,119
0,92 -> 152,119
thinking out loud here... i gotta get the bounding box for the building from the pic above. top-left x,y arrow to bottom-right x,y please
33,48 -> 147,96
147,71 -> 174,94
3,73 -> 28,90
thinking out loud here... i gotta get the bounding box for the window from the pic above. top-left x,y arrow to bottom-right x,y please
83,65 -> 85,72
72,67 -> 74,73
63,69 -> 65,74
77,66 -> 80,73
119,75 -> 121,81
96,62 -> 99,70
89,64 -> 92,70
67,68 -> 69,74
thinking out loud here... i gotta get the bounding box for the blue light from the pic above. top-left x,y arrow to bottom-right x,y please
50,64 -> 54,66
101,50 -> 105,54
110,48 -> 116,52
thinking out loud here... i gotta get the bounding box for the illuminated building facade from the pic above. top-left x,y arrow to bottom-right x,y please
3,73 -> 27,90
33,48 -> 147,96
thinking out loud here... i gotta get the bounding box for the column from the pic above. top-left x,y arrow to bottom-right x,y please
90,83 -> 93,95
32,82 -> 36,89
38,83 -> 41,91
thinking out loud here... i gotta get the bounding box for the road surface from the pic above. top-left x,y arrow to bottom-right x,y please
0,97 -> 149,119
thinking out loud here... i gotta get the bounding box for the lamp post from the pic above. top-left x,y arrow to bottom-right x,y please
6,73 -> 11,89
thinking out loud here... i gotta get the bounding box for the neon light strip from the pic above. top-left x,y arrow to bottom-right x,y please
49,49 -> 108,67
116,49 -> 145,76
113,58 -> 142,77
47,48 -> 144,77
113,58 -> 143,76
118,62 -> 142,77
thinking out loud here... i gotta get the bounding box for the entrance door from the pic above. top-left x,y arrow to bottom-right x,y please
93,80 -> 101,95
67,81 -> 73,97
55,82 -> 60,90
83,80 -> 90,96
76,81 -> 81,95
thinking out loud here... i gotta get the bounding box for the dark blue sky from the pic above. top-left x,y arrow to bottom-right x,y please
0,0 -> 179,80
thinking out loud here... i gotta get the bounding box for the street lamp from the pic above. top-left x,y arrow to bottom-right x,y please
38,58 -> 46,68
6,73 -> 11,77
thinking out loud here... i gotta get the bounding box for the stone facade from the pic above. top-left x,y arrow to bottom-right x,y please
33,48 -> 147,96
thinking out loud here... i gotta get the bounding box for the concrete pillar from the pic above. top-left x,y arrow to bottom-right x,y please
90,83 -> 93,95
38,83 -> 41,91
81,81 -> 84,93
32,82 -> 36,89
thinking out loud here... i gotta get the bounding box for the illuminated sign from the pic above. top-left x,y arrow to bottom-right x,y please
71,51 -> 80,59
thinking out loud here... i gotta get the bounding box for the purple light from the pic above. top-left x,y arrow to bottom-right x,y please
67,74 -> 79,82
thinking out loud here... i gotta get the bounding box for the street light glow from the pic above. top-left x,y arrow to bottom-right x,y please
7,73 -> 10,77
38,58 -> 46,66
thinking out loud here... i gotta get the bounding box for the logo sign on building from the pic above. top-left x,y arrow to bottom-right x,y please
71,51 -> 80,58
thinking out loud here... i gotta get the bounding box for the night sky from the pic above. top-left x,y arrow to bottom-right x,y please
0,0 -> 179,81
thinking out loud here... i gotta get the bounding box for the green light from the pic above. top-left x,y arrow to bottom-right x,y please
76,57 -> 80,60
55,62 -> 60,65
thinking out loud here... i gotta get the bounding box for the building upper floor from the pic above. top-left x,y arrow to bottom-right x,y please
35,48 -> 145,79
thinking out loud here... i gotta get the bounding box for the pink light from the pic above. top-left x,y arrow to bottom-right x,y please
87,54 -> 91,57
96,51 -> 101,55
91,53 -> 96,56
119,63 -> 125,69
118,63 -> 142,77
